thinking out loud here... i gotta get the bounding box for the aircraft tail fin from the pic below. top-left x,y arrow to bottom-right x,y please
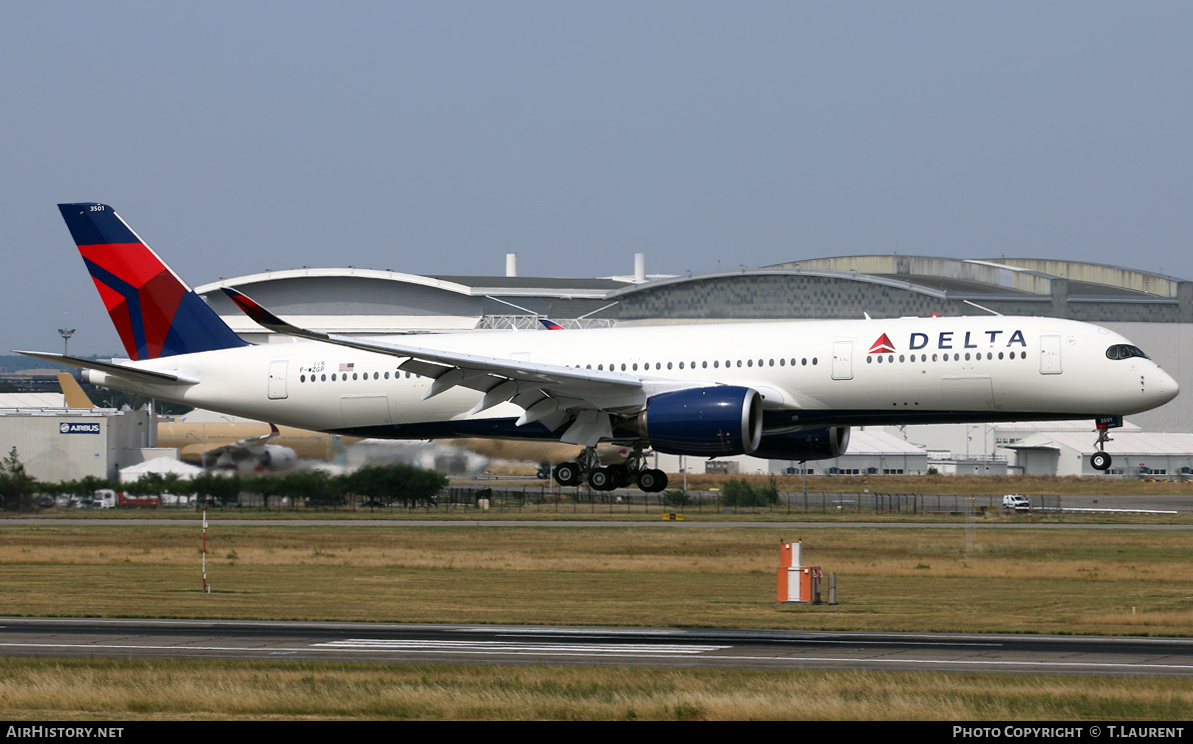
57,203 -> 249,360
57,372 -> 96,409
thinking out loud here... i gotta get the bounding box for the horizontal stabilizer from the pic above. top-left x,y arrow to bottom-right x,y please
14,351 -> 198,386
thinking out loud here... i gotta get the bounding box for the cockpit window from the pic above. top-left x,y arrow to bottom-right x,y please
1106,344 -> 1150,361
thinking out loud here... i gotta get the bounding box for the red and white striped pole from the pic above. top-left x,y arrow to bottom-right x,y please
202,509 -> 209,593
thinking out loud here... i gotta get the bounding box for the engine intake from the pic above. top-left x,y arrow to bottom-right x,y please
636,386 -> 763,456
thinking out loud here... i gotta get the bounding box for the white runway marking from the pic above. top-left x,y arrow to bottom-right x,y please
313,639 -> 729,655
2,635 -> 1191,673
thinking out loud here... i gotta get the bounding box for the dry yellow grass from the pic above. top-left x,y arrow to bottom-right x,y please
3,523 -> 1193,720
3,523 -> 1191,579
1,658 -> 1191,720
1,523 -> 1192,635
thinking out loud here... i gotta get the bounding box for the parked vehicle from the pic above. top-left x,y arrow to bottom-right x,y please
1002,494 -> 1031,511
94,489 -> 161,509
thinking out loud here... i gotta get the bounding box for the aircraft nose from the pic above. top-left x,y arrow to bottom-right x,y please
1149,366 -> 1180,407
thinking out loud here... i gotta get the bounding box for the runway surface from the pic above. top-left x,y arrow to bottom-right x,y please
3,617 -> 1193,677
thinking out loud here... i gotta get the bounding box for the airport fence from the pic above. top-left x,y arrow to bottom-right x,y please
34,487 -> 1057,514
361,486 -> 1065,516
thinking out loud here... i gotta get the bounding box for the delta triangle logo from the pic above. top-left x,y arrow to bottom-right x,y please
869,333 -> 896,354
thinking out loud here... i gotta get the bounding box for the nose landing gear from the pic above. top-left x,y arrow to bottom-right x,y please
1089,415 -> 1123,472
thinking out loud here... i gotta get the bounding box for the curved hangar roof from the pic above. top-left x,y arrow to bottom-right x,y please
196,268 -> 630,339
613,256 -> 1193,323
197,255 -> 1193,340
772,256 -> 1186,299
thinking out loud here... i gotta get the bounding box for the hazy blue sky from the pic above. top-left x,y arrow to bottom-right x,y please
4,2 -> 1192,355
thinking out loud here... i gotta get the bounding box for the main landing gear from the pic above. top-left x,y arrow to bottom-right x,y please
552,444 -> 668,493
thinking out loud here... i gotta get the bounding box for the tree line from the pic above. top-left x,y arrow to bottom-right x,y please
0,447 -> 447,511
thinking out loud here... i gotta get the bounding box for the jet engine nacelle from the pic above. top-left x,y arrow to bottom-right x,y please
751,426 -> 851,461
635,386 -> 763,456
256,445 -> 297,471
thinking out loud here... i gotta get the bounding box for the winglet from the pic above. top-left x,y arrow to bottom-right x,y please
538,318 -> 565,330
221,288 -> 331,342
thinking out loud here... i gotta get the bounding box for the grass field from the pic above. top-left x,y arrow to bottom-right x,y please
2,520 -> 1192,719
2,522 -> 1191,633
3,657 -> 1192,720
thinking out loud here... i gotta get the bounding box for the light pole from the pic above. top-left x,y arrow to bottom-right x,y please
58,327 -> 75,356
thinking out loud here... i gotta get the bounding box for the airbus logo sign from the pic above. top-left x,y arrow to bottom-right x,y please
868,330 -> 1028,353
59,422 -> 100,434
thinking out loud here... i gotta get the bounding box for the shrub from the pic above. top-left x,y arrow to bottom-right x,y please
720,478 -> 780,508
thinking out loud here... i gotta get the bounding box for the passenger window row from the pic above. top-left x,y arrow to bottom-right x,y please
866,351 -> 1029,364
585,358 -> 819,372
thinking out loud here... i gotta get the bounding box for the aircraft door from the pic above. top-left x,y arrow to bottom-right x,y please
941,376 -> 995,410
831,341 -> 853,380
1039,335 -> 1062,375
268,361 -> 288,399
340,394 -> 393,427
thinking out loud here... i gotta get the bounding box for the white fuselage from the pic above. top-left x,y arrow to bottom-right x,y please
84,315 -> 1178,441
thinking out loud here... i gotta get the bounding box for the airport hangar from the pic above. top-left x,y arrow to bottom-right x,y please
192,255 -> 1193,477
0,391 -> 159,483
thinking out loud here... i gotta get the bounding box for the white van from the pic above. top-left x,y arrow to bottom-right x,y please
1002,494 -> 1031,511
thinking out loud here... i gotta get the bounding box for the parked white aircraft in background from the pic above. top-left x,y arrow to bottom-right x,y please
20,203 -> 1179,491
58,371 -> 342,471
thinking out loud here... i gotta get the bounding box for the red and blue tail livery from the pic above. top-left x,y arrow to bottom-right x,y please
57,203 -> 247,360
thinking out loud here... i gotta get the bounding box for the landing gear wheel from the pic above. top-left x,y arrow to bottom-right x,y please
652,469 -> 668,492
609,464 -> 632,488
554,462 -> 581,486
588,467 -> 617,491
1090,420 -> 1117,473
636,469 -> 668,493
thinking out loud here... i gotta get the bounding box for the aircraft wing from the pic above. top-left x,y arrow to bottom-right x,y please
182,423 -> 281,462
223,288 -> 704,445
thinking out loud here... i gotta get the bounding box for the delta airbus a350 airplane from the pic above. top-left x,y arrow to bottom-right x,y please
21,203 -> 1180,492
